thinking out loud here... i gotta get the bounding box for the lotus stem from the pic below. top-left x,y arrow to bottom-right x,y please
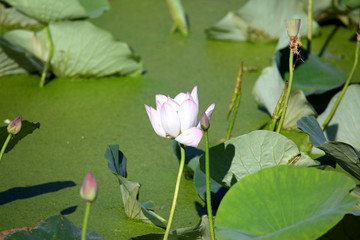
226,62 -> 243,141
276,49 -> 294,133
40,25 -> 54,87
270,81 -> 288,131
204,130 -> 215,240
321,40 -> 359,130
81,202 -> 91,240
0,134 -> 12,163
307,0 -> 313,53
163,143 -> 186,240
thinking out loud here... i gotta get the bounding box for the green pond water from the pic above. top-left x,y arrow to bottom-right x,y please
0,0 -> 359,239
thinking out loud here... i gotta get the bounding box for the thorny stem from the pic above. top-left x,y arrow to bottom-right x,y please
81,202 -> 91,240
163,143 -> 186,240
226,93 -> 241,141
270,81 -> 288,131
0,134 -> 12,163
40,25 -> 54,87
307,0 -> 313,53
226,62 -> 243,141
321,40 -> 360,130
204,131 -> 215,240
276,49 -> 294,133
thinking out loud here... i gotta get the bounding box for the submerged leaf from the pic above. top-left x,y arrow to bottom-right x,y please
2,21 -> 142,78
215,165 -> 357,240
2,215 -> 104,239
130,215 -> 211,240
104,145 -> 166,228
3,0 -> 88,23
200,130 -> 318,188
206,0 -> 319,42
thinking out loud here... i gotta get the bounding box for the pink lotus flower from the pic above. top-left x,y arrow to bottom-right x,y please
80,172 -> 98,203
145,86 -> 215,147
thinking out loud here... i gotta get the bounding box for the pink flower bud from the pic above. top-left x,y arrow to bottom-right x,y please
7,115 -> 22,135
80,172 -> 98,203
200,112 -> 210,131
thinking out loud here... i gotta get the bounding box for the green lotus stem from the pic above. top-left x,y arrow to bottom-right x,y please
307,0 -> 313,53
321,40 -> 360,130
226,93 -> 241,141
270,81 -> 288,131
226,62 -> 243,141
163,143 -> 186,240
81,202 -> 91,240
276,49 -> 294,133
204,130 -> 215,240
40,25 -> 54,88
0,134 -> 12,163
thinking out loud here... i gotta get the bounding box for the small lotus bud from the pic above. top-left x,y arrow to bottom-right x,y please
286,19 -> 301,37
80,172 -> 98,203
200,112 -> 210,131
7,115 -> 22,135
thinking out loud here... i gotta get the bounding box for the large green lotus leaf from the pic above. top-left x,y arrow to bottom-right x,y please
0,3 -> 44,33
200,130 -> 318,188
3,215 -> 104,239
2,21 -> 143,77
0,45 -> 29,76
78,0 -> 110,18
130,215 -> 211,240
253,63 -> 317,129
297,116 -> 360,180
104,145 -> 166,228
215,165 -> 357,240
317,85 -> 360,150
278,53 -> 347,96
206,0 -> 319,42
3,0 -> 88,23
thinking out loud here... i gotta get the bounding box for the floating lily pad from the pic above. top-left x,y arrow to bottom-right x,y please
2,215 -> 104,240
200,130 -> 318,188
215,165 -> 357,240
104,145 -> 167,228
2,21 -> 143,78
206,0 -> 319,42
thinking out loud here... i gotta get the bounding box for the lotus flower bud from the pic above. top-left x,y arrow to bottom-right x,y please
200,112 -> 210,131
7,115 -> 22,135
80,172 -> 98,203
286,19 -> 301,37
